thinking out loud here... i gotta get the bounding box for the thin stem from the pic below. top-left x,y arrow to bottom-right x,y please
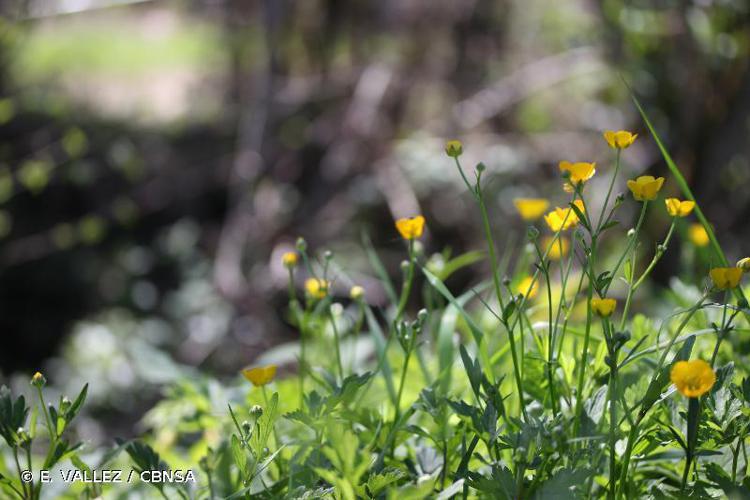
394,239 -> 416,323
393,350 -> 413,423
533,240 -> 557,413
605,201 -> 649,296
617,291 -> 709,496
329,307 -> 344,382
597,150 -> 621,233
574,236 -> 596,436
605,318 -> 618,499
619,220 -> 676,331
13,448 -> 27,499
35,386 -> 55,445
680,455 -> 692,491
474,175 -> 528,419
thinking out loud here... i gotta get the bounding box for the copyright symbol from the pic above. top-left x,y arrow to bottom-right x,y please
21,470 -> 32,483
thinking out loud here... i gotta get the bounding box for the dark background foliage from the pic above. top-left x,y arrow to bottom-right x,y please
0,0 -> 749,438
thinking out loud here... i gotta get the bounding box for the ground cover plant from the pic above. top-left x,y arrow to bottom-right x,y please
2,102 -> 750,499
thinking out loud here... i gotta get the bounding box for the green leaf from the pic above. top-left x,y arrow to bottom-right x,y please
362,230 -> 398,306
436,250 -> 484,282
364,305 -> 397,405
231,435 -> 248,480
65,384 -> 88,424
630,90 -> 749,309
640,335 -> 695,414
569,201 -> 590,232
423,268 -> 484,345
365,468 -> 405,497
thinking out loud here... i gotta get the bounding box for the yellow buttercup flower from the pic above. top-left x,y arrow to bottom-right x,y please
242,365 -> 277,387
305,278 -> 330,299
603,130 -> 637,150
350,285 -> 365,300
591,297 -> 617,318
282,251 -> 298,268
665,198 -> 695,218
543,200 -> 584,232
559,161 -> 596,186
515,276 -> 538,299
670,360 -> 715,398
626,175 -> 665,201
737,257 -> 750,272
395,215 -> 425,240
709,267 -> 743,290
513,198 -> 549,221
688,223 -> 709,247
543,236 -> 569,260
445,140 -> 463,158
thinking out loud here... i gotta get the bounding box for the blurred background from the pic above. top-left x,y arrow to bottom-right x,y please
0,0 -> 749,441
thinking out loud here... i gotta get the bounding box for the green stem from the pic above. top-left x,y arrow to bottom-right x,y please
605,319 -> 618,499
617,292 -> 709,497
12,448 -> 27,499
35,386 -> 55,445
534,240 -> 557,413
619,220 -> 676,331
329,307 -> 345,382
597,150 -> 621,233
605,201 -> 649,296
573,237 -> 596,435
393,349 -> 413,424
394,239 -> 416,323
474,175 -> 527,419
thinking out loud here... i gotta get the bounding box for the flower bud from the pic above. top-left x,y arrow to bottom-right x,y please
526,226 -> 540,241
475,162 -> 486,173
250,405 -> 264,418
736,257 -> 750,272
324,250 -> 333,261
282,251 -> 298,269
295,237 -> 307,253
31,372 -> 46,388
445,140 -> 463,158
241,420 -> 252,434
400,260 -> 410,274
350,285 -> 365,300
16,427 -> 30,448
417,309 -> 429,324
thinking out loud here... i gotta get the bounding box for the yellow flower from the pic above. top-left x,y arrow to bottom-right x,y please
445,140 -> 463,158
737,257 -> 750,272
543,236 -> 569,260
242,365 -> 277,387
664,198 -> 695,218
350,285 -> 365,300
559,161 -> 596,186
688,223 -> 709,247
626,175 -> 665,201
670,360 -> 715,398
515,276 -> 539,299
282,251 -> 298,268
513,198 -> 549,221
709,267 -> 743,290
543,200 -> 584,232
603,130 -> 638,150
305,278 -> 330,299
395,215 -> 425,240
591,297 -> 617,318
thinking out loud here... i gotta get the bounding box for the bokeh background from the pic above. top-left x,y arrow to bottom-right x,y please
1,0 -> 749,442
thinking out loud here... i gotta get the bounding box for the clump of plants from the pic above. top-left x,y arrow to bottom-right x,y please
2,101 -> 750,499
